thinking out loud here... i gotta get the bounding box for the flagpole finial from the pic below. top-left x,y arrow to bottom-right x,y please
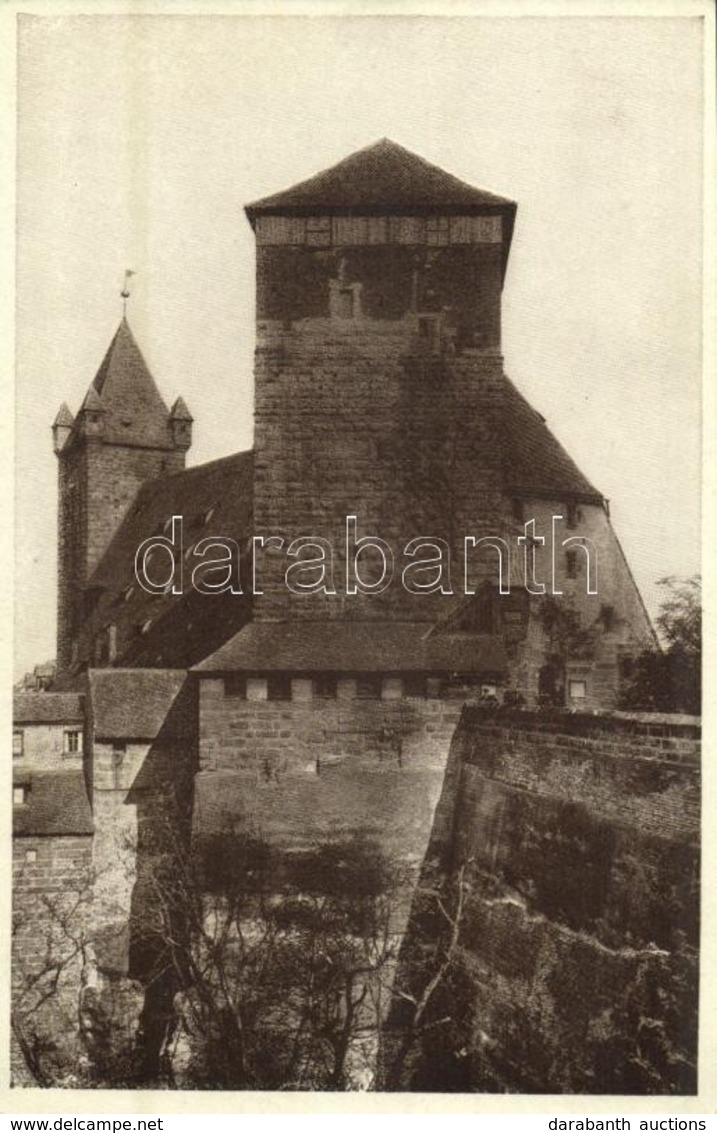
121,269 -> 136,316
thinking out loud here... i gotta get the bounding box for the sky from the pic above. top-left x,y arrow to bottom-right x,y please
13,11 -> 704,679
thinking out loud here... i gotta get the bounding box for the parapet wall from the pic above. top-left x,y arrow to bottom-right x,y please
393,707 -> 701,1094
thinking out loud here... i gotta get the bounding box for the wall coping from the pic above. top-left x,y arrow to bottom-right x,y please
461,705 -> 701,741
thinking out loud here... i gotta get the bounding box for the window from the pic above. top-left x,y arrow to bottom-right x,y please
25,848 -> 37,863
426,216 -> 449,245
566,503 -> 581,529
565,550 -> 578,579
313,674 -> 337,700
337,288 -> 355,319
267,674 -> 292,701
356,674 -> 382,700
13,786 -> 27,806
306,216 -> 331,246
403,674 -> 427,699
569,680 -> 587,700
13,730 -> 23,758
64,729 -> 82,754
416,315 -> 441,353
224,674 -> 246,699
511,497 -> 525,524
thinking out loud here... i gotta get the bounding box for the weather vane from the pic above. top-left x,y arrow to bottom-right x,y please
121,269 -> 136,316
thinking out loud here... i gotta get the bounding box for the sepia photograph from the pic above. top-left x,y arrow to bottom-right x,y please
8,4 -> 708,1105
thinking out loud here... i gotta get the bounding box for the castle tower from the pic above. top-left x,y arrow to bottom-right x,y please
245,138 -> 517,622
53,318 -> 192,674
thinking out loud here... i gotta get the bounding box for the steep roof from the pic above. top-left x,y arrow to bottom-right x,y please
501,377 -> 603,502
13,692 -> 83,725
246,138 -> 515,219
88,669 -> 186,739
194,621 -> 508,675
78,318 -> 175,449
13,769 -> 93,837
74,451 -> 253,672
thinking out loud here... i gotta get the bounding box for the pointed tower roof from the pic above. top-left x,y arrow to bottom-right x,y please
53,403 -> 74,428
245,138 -> 516,220
83,318 -> 173,448
170,396 -> 193,421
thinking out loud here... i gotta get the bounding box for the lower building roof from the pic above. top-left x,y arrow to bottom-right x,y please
87,668 -> 187,740
13,769 -> 93,838
193,620 -> 508,674
13,692 -> 84,725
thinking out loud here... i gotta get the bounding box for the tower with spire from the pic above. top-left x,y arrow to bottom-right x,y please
53,317 -> 192,674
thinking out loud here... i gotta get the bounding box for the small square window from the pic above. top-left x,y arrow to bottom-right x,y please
267,674 -> 292,701
313,674 -> 337,700
403,674 -> 427,699
13,731 -> 23,757
426,216 -> 449,246
569,680 -> 587,700
25,849 -> 37,863
224,674 -> 246,699
306,216 -> 331,246
356,674 -> 382,700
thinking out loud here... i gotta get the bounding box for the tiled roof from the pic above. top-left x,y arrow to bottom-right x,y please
87,669 -> 187,739
193,621 -> 508,674
501,376 -> 603,503
75,451 -> 253,672
13,769 -> 93,837
246,138 -> 515,219
79,319 -> 175,449
13,692 -> 84,724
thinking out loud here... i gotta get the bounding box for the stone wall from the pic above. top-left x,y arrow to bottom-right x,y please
12,835 -> 94,1084
389,707 -> 701,1094
196,675 -> 463,859
57,439 -> 185,672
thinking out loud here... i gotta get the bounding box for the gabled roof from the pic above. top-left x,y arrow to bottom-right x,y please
88,669 -> 186,739
170,396 -> 193,421
13,769 -> 93,837
246,138 -> 515,220
78,318 -> 175,449
193,621 -> 507,675
13,692 -> 84,725
501,377 -> 603,503
74,451 -> 253,672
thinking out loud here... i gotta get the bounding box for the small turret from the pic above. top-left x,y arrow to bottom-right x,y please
52,403 -> 74,454
77,385 -> 106,437
169,396 -> 193,451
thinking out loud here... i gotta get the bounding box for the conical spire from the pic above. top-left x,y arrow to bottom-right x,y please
170,396 -> 193,421
52,402 -> 74,454
53,403 -> 74,428
81,318 -> 174,449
